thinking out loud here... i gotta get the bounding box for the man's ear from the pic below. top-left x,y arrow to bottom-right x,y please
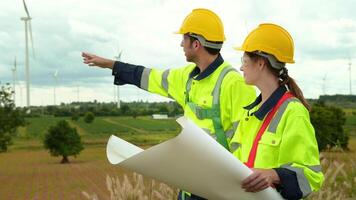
194,40 -> 201,49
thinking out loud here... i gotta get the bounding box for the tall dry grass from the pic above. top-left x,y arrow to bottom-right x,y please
308,152 -> 356,200
82,156 -> 356,200
82,172 -> 179,200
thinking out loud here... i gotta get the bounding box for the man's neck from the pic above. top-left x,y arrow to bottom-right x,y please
195,54 -> 219,72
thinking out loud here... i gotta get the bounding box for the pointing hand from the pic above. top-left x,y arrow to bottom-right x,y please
82,52 -> 115,69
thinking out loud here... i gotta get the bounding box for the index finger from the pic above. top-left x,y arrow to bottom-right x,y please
82,52 -> 92,58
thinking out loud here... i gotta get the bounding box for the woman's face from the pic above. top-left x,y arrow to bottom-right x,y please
240,53 -> 260,85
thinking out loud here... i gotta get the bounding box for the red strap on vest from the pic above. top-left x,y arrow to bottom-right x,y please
244,92 -> 294,168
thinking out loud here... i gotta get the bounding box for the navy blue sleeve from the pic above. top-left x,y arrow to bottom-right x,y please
274,168 -> 303,200
112,61 -> 145,88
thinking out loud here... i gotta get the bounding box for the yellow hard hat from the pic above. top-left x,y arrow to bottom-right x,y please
175,8 -> 225,42
235,23 -> 295,63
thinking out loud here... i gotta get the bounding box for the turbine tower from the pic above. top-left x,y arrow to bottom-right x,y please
53,70 -> 58,105
21,0 -> 35,108
114,50 -> 122,108
11,57 -> 17,105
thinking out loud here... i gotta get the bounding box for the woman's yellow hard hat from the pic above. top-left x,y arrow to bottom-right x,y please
235,23 -> 295,63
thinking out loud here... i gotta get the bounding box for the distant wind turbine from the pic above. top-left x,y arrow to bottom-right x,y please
11,57 -> 17,105
21,0 -> 35,108
114,50 -> 122,108
53,70 -> 58,105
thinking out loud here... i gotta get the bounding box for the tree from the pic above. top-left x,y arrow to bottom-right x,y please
0,84 -> 25,152
43,120 -> 84,163
310,102 -> 348,151
120,105 -> 130,115
84,111 -> 95,123
158,105 -> 169,113
71,112 -> 80,121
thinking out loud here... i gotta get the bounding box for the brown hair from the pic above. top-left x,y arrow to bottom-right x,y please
246,52 -> 311,111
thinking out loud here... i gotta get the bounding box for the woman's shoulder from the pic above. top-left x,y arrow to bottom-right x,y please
284,98 -> 310,118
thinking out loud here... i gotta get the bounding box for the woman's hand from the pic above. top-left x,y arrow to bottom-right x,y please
241,168 -> 280,192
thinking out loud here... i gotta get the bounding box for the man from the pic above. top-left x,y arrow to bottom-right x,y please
82,8 -> 255,200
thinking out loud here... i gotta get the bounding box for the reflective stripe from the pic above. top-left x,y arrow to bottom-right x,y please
211,66 -> 236,104
140,68 -> 151,90
185,78 -> 193,103
202,128 -> 211,134
225,121 -> 239,139
161,69 -> 172,98
225,129 -> 234,139
230,142 -> 241,152
161,69 -> 170,92
188,103 -> 219,119
267,98 -> 299,133
308,165 -> 322,173
184,65 -> 235,151
281,164 -> 312,197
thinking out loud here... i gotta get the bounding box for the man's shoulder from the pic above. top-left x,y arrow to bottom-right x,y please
220,64 -> 244,83
170,63 -> 197,75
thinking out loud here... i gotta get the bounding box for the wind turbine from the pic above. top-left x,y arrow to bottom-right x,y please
11,57 -> 17,105
53,70 -> 58,105
21,0 -> 35,108
114,50 -> 122,108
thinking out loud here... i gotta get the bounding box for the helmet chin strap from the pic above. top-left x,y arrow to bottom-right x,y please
254,51 -> 286,70
189,33 -> 223,49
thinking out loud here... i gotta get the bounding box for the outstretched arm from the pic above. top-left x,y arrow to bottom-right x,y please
82,52 -> 115,69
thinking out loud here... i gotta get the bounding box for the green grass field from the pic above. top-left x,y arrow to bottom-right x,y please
18,116 -> 181,144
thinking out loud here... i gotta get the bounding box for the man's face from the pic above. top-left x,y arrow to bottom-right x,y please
181,34 -> 197,62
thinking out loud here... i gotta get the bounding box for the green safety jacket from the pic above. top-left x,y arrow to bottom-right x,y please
229,86 -> 324,199
138,59 -> 255,149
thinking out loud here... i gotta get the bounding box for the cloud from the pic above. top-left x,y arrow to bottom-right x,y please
0,0 -> 355,106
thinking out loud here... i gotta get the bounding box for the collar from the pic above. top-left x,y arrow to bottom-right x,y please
244,85 -> 288,120
189,54 -> 224,80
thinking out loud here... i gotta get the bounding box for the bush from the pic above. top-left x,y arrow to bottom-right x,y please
310,102 -> 348,151
43,120 -> 84,163
84,111 -> 95,123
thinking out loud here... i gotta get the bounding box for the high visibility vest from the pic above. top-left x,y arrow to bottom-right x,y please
229,95 -> 324,198
141,61 -> 256,148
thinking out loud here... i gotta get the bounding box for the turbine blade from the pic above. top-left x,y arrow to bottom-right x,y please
118,51 -> 122,60
54,70 -> 58,77
29,21 -> 36,58
23,0 -> 30,18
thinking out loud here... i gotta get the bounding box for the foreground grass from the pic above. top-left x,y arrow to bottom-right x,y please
1,142 -> 180,200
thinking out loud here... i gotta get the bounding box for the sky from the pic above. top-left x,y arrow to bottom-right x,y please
0,0 -> 355,106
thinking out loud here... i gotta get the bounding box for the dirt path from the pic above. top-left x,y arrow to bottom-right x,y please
102,118 -> 146,134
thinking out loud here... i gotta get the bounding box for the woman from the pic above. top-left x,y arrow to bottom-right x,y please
229,23 -> 324,200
